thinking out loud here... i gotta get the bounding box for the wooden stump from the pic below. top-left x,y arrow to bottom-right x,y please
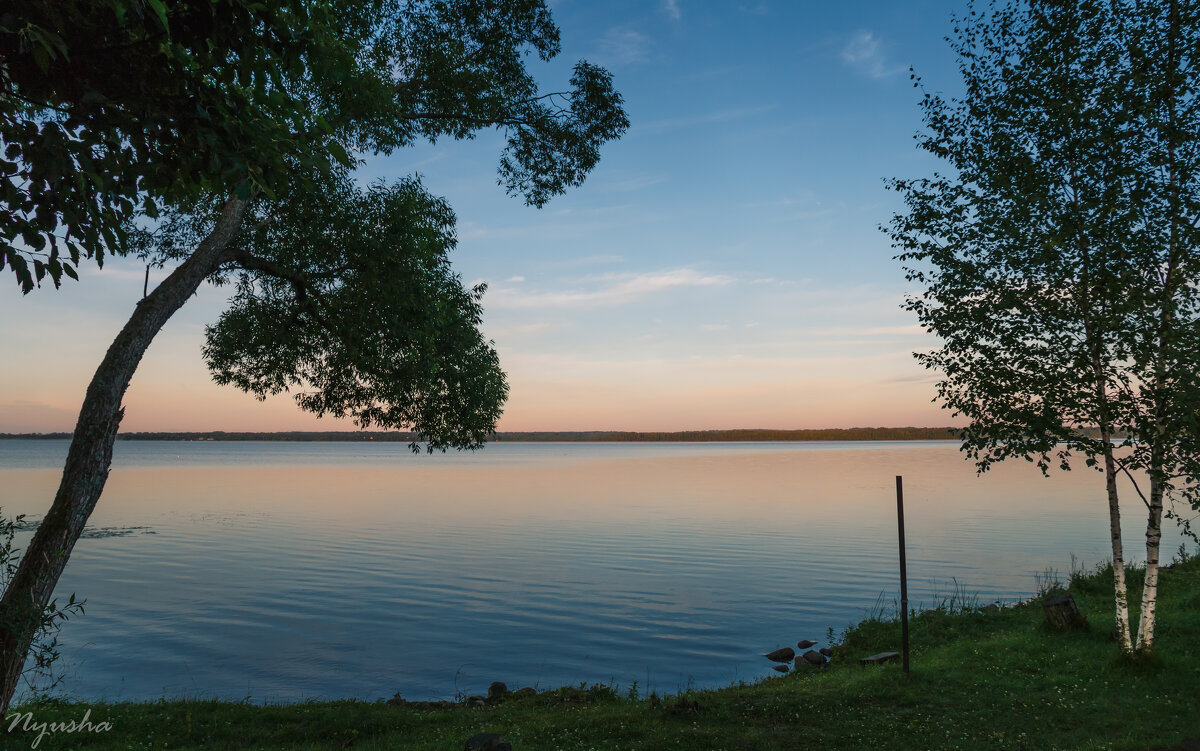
1042,593 -> 1088,630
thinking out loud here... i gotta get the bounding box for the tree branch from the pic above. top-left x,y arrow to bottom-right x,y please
228,248 -> 310,305
1115,458 -> 1153,511
227,247 -> 350,332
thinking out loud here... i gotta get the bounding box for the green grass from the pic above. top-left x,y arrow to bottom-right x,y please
9,551 -> 1200,751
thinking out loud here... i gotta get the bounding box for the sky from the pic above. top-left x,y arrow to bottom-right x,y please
0,0 -> 970,434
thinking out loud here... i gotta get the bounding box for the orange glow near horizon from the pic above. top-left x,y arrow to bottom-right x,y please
0,370 -> 953,434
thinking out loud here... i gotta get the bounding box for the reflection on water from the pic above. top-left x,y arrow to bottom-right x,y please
0,440 -> 1184,702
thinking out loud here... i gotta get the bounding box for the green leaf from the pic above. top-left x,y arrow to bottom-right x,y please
326,141 -> 351,166
31,45 -> 50,73
145,0 -> 170,30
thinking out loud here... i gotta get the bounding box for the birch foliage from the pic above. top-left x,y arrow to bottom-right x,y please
889,0 -> 1200,653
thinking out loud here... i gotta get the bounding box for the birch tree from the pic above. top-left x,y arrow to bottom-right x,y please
888,0 -> 1200,655
1118,0 -> 1200,651
0,0 -> 628,713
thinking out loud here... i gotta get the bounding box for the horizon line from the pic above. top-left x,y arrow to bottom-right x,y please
3,426 -> 964,437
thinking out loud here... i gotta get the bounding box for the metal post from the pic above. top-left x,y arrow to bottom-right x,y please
896,475 -> 910,674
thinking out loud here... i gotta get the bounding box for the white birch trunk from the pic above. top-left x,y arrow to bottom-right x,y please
1102,442 -> 1134,654
1135,0 -> 1179,657
1135,475 -> 1165,651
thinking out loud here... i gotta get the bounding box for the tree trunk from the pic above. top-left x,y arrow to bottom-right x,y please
1136,472 -> 1165,651
0,197 -> 246,714
1134,0 -> 1179,656
1101,432 -> 1134,654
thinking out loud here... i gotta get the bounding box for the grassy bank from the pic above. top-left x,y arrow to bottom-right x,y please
9,552 -> 1200,750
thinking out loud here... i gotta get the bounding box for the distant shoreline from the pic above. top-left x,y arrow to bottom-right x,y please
1,427 -> 963,442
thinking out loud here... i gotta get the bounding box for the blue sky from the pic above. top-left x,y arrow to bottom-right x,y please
0,0 -> 969,432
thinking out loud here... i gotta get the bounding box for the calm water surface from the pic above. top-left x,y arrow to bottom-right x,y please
0,440 -> 1184,702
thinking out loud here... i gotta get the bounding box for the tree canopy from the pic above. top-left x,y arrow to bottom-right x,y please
185,171 -> 507,449
1,0 -> 628,289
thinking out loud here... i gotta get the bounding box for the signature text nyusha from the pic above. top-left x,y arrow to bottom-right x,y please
6,708 -> 113,748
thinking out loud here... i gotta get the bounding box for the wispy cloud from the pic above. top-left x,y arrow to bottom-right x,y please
637,104 -> 777,134
841,30 -> 906,79
743,193 -> 837,222
506,349 -> 925,381
485,268 -> 732,310
862,324 -> 926,336
0,400 -> 76,432
596,174 -> 668,193
485,321 -> 568,339
599,27 -> 651,65
881,372 -> 940,384
549,203 -> 635,217
551,253 -> 626,268
663,0 -> 681,21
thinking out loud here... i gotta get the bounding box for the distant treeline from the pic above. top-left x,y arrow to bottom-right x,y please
1,427 -> 971,442
492,428 -> 965,442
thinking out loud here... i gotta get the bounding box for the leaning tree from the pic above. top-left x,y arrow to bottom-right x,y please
0,0 -> 627,711
889,0 -> 1200,654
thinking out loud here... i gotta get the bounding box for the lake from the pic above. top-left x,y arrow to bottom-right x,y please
0,440 -> 1185,703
